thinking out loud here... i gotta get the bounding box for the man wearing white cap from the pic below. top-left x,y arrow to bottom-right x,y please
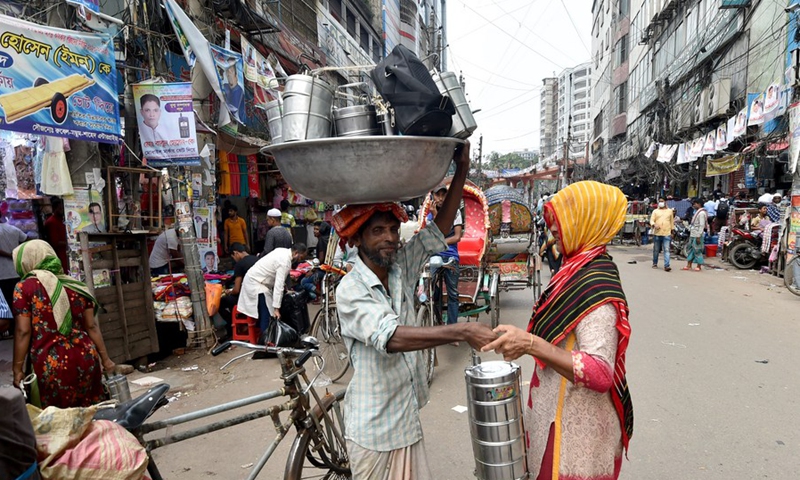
261,208 -> 293,257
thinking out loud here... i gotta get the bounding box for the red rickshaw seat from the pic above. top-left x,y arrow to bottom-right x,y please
458,237 -> 485,266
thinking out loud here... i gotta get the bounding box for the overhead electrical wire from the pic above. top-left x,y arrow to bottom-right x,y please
559,0 -> 591,56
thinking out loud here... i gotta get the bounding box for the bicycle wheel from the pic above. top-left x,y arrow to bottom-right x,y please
490,285 -> 500,329
311,307 -> 350,382
784,255 -> 800,297
285,389 -> 350,479
416,305 -> 436,386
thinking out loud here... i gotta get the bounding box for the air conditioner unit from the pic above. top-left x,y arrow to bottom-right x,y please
704,79 -> 731,121
688,88 -> 707,127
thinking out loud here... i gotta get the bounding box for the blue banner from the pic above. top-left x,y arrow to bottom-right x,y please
66,0 -> 100,14
209,44 -> 245,126
0,14 -> 120,144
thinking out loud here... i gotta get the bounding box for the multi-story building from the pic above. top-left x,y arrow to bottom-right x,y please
513,149 -> 540,164
540,77 -> 559,158
590,0 -> 630,175
592,0 -> 793,195
556,62 -> 593,159
383,0 -> 447,70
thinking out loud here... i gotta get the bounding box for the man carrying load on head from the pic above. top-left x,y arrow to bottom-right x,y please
334,142 -> 496,479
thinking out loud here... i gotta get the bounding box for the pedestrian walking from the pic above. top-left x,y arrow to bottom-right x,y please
481,181 -> 634,480
682,198 -> 707,272
650,198 -> 674,271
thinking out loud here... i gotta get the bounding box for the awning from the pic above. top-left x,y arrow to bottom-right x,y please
741,141 -> 762,154
767,140 -> 789,151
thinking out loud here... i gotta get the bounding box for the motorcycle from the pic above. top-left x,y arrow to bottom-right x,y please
670,218 -> 690,258
725,228 -> 768,270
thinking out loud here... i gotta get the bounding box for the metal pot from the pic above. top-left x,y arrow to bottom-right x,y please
104,373 -> 131,403
265,98 -> 283,145
333,104 -> 381,137
465,360 -> 527,480
432,71 -> 478,139
281,74 -> 334,142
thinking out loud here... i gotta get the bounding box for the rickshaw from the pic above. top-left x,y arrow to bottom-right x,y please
416,179 -> 498,384
484,185 -> 542,301
613,200 -> 649,245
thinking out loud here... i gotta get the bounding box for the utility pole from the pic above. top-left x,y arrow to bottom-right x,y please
476,134 -> 483,188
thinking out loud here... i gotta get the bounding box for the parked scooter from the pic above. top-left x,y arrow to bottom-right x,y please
726,228 -> 768,270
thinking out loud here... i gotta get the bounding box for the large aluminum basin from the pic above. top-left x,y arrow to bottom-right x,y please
263,136 -> 465,204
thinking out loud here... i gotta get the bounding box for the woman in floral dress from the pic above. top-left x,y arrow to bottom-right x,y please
11,240 -> 114,408
483,181 -> 634,480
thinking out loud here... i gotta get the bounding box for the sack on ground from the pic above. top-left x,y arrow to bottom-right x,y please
370,45 -> 455,136
27,404 -> 148,480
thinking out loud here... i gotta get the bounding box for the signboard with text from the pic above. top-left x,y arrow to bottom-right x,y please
132,82 -> 199,166
0,14 -> 120,143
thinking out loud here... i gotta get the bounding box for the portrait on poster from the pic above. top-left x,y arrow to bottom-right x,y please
133,82 -> 199,166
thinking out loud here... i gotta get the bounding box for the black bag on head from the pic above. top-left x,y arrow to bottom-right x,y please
370,45 -> 455,136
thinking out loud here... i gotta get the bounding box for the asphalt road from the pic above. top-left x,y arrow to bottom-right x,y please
6,244 -> 797,479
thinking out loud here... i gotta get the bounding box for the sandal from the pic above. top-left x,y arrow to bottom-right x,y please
681,266 -> 692,271
694,267 -> 702,271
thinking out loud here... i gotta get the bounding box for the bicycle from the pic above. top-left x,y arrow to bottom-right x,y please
309,264 -> 350,381
415,256 -> 454,386
785,254 -> 800,296
94,338 -> 350,480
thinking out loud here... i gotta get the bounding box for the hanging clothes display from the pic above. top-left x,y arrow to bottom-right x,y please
218,150 -> 231,195
14,142 -> 37,199
0,137 -> 13,198
238,155 -> 248,197
41,136 -> 74,196
247,154 -> 260,198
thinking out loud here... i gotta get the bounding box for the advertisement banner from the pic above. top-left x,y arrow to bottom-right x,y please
132,82 -> 199,166
789,103 -> 800,174
706,154 -> 742,177
193,206 -> 216,245
209,44 -> 245,125
0,14 -> 120,144
164,0 -> 195,68
241,36 -> 279,106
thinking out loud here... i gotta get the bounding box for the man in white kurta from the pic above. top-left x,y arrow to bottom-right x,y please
238,243 -> 306,329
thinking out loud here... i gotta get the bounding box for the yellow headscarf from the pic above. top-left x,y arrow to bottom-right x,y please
544,181 -> 627,257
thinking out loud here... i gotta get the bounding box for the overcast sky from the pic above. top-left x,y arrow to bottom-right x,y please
446,0 -> 593,156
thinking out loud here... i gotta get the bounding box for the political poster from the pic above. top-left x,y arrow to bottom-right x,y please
716,123 -> 729,150
748,93 -> 765,126
690,137 -> 704,157
732,108 -> 747,137
132,82 -> 199,166
66,0 -> 100,14
0,14 -> 120,143
200,247 -> 218,273
789,103 -> 800,174
193,206 -> 216,245
706,155 -> 742,177
764,83 -> 780,113
63,189 -> 105,240
209,44 -> 245,125
241,36 -> 280,106
656,144 -> 677,163
703,131 -> 716,155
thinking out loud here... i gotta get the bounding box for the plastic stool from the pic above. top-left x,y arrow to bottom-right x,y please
231,306 -> 261,344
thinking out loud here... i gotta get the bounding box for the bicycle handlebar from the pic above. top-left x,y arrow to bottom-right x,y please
212,340 -> 317,364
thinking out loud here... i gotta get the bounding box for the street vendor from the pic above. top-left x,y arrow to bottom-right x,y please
334,142 -> 496,479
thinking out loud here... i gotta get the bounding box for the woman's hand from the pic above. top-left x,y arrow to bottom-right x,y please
481,324 -> 533,361
103,359 -> 116,373
13,370 -> 24,388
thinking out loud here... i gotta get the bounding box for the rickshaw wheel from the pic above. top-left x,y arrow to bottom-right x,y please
633,221 -> 642,246
416,306 -> 436,386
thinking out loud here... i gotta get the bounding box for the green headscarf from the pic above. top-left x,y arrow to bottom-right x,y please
13,240 -> 98,336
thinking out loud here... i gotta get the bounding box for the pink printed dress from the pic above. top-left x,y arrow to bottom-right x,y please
525,303 -> 623,480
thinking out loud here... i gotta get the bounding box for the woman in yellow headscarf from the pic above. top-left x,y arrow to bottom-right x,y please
482,181 -> 634,480
11,240 -> 114,408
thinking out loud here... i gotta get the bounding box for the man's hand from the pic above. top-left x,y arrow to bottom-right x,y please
273,310 -> 281,320
461,322 -> 497,351
481,324 -> 532,362
453,141 -> 471,172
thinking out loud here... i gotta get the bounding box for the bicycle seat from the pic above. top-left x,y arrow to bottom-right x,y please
93,383 -> 170,431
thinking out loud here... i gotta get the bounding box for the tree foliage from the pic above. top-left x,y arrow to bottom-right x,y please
485,152 -> 537,170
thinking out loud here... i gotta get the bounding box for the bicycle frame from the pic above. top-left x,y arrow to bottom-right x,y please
138,342 -> 345,480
